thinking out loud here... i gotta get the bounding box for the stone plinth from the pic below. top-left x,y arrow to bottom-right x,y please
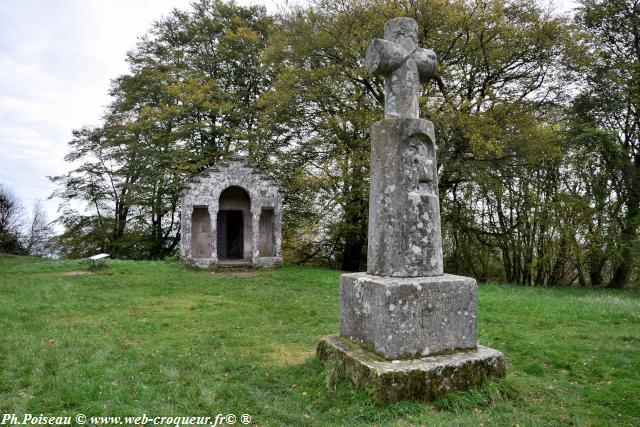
367,118 -> 443,277
317,335 -> 506,404
340,273 -> 477,359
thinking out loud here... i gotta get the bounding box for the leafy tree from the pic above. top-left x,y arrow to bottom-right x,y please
48,0 -> 638,288
51,0 -> 272,259
21,201 -> 53,256
571,0 -> 640,287
0,185 -> 52,256
415,0 -> 575,285
261,0 -> 384,270
263,0 -> 576,281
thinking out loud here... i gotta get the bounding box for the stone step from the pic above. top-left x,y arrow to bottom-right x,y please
216,260 -> 252,268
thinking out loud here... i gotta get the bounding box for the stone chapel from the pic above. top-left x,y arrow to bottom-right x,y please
180,156 -> 283,268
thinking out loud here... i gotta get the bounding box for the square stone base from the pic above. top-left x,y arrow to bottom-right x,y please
317,335 -> 506,404
341,273 -> 477,359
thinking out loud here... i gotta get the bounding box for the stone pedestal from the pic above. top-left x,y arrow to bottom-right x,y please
322,272 -> 506,404
340,273 -> 477,359
317,335 -> 506,405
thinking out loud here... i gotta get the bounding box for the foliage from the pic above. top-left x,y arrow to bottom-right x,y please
567,0 -> 640,287
21,200 -> 53,256
49,0 -> 639,287
0,256 -> 638,424
0,183 -> 52,256
260,0 -> 383,270
262,0 -> 583,285
50,0 -> 272,259
0,183 -> 25,254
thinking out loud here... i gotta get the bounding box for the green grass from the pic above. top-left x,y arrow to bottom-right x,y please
0,254 -> 638,426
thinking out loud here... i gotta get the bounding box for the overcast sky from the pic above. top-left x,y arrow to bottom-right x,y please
0,0 -> 577,230
0,0 -> 286,229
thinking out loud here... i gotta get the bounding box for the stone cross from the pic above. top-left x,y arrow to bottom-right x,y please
365,17 -> 443,277
317,17 -> 506,405
365,17 -> 437,119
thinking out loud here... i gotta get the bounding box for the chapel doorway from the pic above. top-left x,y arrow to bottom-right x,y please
217,210 -> 244,259
217,186 -> 251,260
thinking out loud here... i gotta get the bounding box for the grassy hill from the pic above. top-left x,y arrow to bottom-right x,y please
0,254 -> 638,425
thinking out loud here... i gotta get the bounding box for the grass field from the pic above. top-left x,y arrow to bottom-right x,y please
0,254 -> 638,426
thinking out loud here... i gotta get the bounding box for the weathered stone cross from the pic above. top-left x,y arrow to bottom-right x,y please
365,17 -> 437,119
318,17 -> 506,405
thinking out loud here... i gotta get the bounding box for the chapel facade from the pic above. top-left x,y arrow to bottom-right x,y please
180,156 -> 283,268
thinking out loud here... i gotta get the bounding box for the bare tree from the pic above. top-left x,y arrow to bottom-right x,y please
22,200 -> 53,256
0,183 -> 24,254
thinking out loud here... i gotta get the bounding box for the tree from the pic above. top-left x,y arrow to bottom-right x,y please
51,0 -> 273,259
261,0 -> 383,270
22,201 -> 53,256
47,0 -> 637,288
262,0 -> 576,280
0,183 -> 24,254
571,0 -> 640,287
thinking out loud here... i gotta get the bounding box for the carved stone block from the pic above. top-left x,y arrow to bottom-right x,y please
340,273 -> 477,360
367,118 -> 443,277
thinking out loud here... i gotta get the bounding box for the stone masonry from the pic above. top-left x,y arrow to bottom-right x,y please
180,156 -> 283,268
367,119 -> 443,277
340,273 -> 477,359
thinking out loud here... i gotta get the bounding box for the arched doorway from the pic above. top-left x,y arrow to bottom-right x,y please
217,186 -> 251,260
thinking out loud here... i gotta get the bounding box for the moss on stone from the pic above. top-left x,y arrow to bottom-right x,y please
317,334 -> 506,405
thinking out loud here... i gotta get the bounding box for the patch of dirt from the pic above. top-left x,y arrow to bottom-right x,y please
61,271 -> 94,276
269,344 -> 314,366
55,314 -> 83,325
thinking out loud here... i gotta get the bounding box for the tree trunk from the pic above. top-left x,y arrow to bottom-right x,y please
589,253 -> 605,286
609,159 -> 640,288
341,200 -> 367,271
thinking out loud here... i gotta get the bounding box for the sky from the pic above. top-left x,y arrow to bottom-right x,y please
0,0 -> 578,231
0,0 -> 285,230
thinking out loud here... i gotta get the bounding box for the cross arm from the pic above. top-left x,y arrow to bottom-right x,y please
414,48 -> 438,82
365,38 -> 408,76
